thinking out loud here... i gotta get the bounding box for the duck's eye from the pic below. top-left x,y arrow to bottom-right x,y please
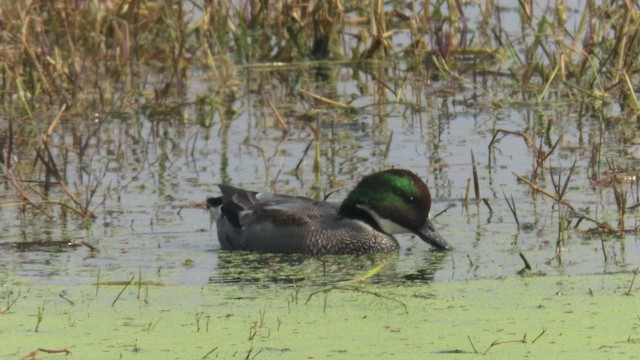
406,196 -> 416,204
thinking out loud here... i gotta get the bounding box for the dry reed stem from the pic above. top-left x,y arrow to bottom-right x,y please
266,99 -> 288,131
575,214 -> 619,233
518,252 -> 532,271
489,129 -> 534,150
44,104 -> 67,141
0,290 -> 21,314
626,267 -> 639,296
512,172 -> 576,212
299,89 -> 356,111
503,190 -> 520,228
383,131 -> 393,159
5,170 -> 53,219
20,348 -> 71,360
471,150 -> 480,208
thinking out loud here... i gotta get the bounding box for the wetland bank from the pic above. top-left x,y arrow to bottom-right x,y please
1,0 -> 640,358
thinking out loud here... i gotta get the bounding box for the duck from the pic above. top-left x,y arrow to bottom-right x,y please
206,169 -> 451,255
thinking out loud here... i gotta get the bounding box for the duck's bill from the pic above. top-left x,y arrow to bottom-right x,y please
415,218 -> 451,250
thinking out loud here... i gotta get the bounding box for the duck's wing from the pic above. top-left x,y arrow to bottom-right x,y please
207,185 -> 338,228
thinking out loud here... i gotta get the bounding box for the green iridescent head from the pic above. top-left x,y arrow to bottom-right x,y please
340,169 -> 450,250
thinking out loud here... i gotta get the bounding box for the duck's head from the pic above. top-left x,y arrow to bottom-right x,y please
339,169 -> 451,250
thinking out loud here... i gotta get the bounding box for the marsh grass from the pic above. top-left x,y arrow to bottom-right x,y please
2,1 -> 638,108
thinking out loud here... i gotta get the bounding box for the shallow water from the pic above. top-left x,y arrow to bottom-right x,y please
1,62 -> 638,286
0,0 -> 638,299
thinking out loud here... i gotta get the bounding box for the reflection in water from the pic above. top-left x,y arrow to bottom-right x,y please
210,250 -> 447,285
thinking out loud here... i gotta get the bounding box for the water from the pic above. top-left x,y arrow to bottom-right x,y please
1,63 -> 638,287
2,0 -> 640,287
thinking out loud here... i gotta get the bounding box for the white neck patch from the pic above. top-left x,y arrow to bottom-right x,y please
357,204 -> 412,234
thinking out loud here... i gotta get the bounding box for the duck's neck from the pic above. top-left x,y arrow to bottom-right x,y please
339,203 -> 385,233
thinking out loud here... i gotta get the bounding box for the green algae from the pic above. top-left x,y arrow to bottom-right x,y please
2,273 -> 639,359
